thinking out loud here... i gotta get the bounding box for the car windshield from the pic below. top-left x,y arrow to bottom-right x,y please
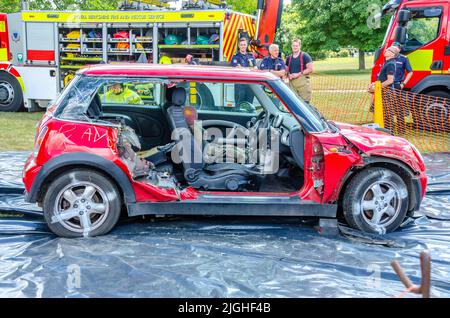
269,80 -> 328,132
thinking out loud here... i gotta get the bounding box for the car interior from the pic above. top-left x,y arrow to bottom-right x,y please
81,78 -> 306,193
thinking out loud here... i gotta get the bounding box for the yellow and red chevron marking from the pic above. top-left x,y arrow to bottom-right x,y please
223,13 -> 256,61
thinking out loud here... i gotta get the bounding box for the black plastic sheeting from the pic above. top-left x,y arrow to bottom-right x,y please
0,152 -> 449,298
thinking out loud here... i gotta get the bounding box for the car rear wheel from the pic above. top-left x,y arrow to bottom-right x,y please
43,169 -> 122,238
342,168 -> 409,234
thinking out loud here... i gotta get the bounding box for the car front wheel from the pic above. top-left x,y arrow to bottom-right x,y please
43,169 -> 122,238
343,168 -> 409,234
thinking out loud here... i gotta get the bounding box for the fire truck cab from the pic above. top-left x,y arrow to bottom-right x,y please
372,0 -> 450,128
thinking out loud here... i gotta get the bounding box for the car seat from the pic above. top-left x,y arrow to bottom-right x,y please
166,87 -> 256,191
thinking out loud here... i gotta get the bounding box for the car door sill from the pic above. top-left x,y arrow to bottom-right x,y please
127,194 -> 337,218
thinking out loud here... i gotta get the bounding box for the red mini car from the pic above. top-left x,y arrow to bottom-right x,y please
22,64 -> 427,237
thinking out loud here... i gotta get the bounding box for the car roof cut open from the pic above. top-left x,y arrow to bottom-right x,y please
79,64 -> 280,81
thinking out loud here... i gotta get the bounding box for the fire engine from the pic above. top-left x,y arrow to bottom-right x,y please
372,0 -> 449,130
0,0 -> 283,112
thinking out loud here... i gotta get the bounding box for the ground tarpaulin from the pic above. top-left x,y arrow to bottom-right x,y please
0,152 -> 449,297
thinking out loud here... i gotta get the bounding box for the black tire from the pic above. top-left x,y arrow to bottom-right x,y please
43,169 -> 122,238
0,71 -> 24,112
342,168 -> 409,234
417,90 -> 450,132
193,83 -> 215,110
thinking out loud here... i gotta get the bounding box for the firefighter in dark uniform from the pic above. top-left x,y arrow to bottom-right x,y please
231,38 -> 257,107
393,43 -> 413,90
231,38 -> 257,68
259,44 -> 286,107
372,45 -> 405,132
259,44 -> 286,78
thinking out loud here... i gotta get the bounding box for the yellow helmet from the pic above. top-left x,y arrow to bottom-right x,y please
66,43 -> 81,49
64,72 -> 75,86
159,55 -> 172,64
66,30 -> 81,39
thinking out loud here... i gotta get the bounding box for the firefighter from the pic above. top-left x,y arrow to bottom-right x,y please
159,53 -> 172,64
259,44 -> 285,108
376,46 -> 398,88
231,38 -> 257,107
231,38 -> 257,69
185,54 -> 199,65
259,44 -> 286,79
285,38 -> 314,103
102,83 -> 143,105
374,46 -> 406,132
393,43 -> 413,90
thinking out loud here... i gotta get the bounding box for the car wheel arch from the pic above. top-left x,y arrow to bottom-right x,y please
29,153 -> 136,205
336,156 -> 419,216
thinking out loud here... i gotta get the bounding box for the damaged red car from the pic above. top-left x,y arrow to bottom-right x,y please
22,64 -> 427,237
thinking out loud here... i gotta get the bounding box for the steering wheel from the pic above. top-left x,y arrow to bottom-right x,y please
202,120 -> 247,140
252,110 -> 271,133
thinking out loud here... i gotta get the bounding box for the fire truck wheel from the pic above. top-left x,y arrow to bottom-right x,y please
343,167 -> 409,234
421,90 -> 450,132
43,169 -> 122,238
193,83 -> 215,110
0,72 -> 24,112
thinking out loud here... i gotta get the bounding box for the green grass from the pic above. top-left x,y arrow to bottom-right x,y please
314,56 -> 373,81
311,57 -> 373,124
314,56 -> 373,72
0,112 -> 44,151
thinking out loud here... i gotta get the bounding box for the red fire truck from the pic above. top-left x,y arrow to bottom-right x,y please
0,0 -> 282,112
372,0 -> 449,130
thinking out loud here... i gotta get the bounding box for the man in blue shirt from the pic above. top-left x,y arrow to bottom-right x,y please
393,43 -> 413,90
231,38 -> 257,69
231,38 -> 257,108
259,44 -> 286,79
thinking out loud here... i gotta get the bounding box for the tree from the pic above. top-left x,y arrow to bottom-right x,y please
0,0 -> 121,12
289,0 -> 389,70
277,4 -> 310,57
226,0 -> 257,15
0,0 -> 21,13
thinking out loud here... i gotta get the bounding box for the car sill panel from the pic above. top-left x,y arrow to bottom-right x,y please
127,195 -> 337,218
